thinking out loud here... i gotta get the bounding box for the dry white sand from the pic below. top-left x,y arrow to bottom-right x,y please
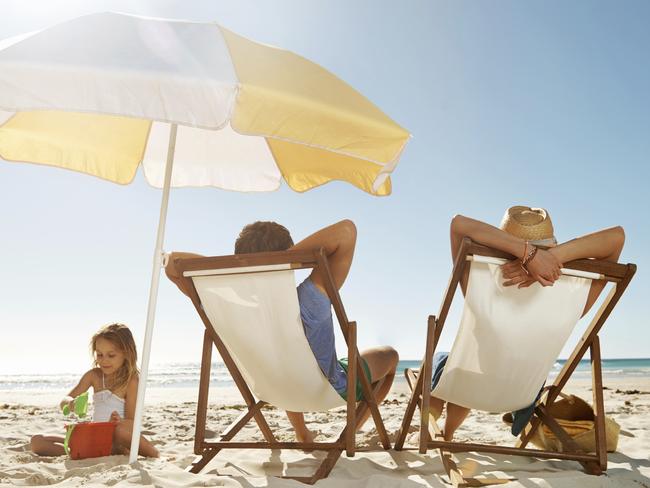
1,378 -> 649,487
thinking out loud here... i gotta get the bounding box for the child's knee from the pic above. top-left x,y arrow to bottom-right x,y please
30,435 -> 46,454
114,421 -> 132,444
30,434 -> 42,447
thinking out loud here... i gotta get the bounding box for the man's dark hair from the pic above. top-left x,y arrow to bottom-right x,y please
234,221 -> 294,254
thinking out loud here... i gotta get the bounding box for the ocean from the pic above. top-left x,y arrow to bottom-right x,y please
1,358 -> 649,391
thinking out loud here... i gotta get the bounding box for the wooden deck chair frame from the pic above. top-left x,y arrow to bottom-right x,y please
171,248 -> 391,484
394,237 -> 636,486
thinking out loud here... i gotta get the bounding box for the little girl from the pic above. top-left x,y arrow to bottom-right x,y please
30,323 -> 159,458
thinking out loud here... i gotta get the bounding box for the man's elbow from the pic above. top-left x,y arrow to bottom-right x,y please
337,219 -> 357,242
164,260 -> 176,280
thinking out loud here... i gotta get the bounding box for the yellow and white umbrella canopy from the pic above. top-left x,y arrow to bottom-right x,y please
0,11 -> 410,465
0,12 -> 409,195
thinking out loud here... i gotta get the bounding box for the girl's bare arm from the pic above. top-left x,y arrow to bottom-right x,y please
61,369 -> 96,411
123,377 -> 139,420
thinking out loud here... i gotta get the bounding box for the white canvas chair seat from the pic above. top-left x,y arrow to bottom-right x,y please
175,250 -> 391,482
396,239 -> 636,484
432,259 -> 591,412
190,267 -> 346,412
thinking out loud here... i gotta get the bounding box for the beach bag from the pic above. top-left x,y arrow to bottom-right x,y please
503,394 -> 620,453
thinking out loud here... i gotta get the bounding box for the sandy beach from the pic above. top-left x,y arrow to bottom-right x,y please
1,377 -> 649,487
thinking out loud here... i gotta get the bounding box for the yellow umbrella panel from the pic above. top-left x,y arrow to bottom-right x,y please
0,12 -> 410,465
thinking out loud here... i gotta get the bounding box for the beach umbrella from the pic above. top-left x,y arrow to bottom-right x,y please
0,12 -> 410,464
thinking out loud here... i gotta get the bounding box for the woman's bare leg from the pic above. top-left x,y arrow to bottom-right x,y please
429,395 -> 444,421
30,435 -> 66,456
443,403 -> 471,441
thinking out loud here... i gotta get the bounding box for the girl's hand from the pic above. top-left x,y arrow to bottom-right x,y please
110,411 -> 122,423
60,396 -> 74,414
525,248 -> 562,286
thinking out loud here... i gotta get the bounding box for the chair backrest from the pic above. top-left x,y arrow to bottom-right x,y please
432,259 -> 591,412
188,264 -> 345,412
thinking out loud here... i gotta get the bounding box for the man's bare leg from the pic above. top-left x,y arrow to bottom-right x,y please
286,411 -> 316,443
354,346 -> 399,430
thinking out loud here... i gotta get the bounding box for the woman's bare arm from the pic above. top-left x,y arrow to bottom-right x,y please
549,226 -> 625,264
450,215 -> 562,291
550,226 -> 625,315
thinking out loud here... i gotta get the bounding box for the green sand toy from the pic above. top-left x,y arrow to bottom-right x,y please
62,392 -> 89,455
62,391 -> 88,417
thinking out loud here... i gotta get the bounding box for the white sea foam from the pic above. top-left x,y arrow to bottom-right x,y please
2,360 -> 649,391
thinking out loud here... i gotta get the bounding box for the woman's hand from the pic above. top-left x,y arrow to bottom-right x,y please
525,248 -> 561,286
501,248 -> 562,288
501,260 -> 531,287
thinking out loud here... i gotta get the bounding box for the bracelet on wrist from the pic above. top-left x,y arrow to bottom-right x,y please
521,242 -> 538,269
521,241 -> 528,261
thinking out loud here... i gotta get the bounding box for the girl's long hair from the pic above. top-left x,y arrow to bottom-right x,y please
90,323 -> 139,392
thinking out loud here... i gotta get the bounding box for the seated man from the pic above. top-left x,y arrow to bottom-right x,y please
432,206 -> 625,441
165,219 -> 399,442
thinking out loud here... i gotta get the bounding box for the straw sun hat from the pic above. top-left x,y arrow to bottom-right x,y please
500,206 -> 557,245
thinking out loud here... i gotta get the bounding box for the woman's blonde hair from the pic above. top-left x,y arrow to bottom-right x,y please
90,323 -> 139,392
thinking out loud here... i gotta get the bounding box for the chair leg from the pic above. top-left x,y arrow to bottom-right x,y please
187,449 -> 219,474
352,376 -> 391,450
535,405 -> 601,475
194,331 -> 212,454
419,315 -> 437,454
422,375 -> 514,487
307,447 -> 344,484
590,336 -> 608,470
394,368 -> 422,450
396,316 -> 436,451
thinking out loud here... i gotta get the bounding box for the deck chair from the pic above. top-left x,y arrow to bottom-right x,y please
395,238 -> 636,486
170,248 -> 391,484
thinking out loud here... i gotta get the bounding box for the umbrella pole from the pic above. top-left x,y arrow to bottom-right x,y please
128,123 -> 178,465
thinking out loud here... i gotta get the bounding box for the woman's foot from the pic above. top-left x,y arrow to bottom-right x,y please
429,396 -> 444,421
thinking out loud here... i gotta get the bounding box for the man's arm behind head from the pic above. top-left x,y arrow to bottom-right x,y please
290,220 -> 357,293
165,251 -> 206,298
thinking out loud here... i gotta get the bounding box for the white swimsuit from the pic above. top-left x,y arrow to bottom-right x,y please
93,373 -> 125,422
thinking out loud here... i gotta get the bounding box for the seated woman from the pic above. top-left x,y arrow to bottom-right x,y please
432,205 -> 625,441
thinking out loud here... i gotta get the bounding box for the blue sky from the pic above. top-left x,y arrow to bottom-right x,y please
1,0 -> 648,375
